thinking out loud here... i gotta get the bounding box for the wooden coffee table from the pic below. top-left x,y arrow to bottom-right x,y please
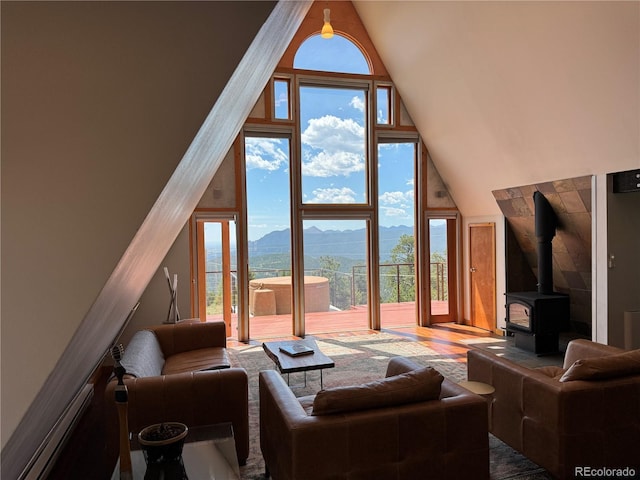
262,338 -> 334,388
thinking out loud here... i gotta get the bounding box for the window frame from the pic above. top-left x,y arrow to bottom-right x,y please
272,74 -> 294,122
295,74 -> 373,210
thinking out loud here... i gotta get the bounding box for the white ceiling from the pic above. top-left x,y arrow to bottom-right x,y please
353,1 -> 640,216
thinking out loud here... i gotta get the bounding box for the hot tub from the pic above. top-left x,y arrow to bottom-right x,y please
249,276 -> 330,315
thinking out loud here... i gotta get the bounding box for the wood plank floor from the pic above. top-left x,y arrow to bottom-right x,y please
46,321 -> 563,479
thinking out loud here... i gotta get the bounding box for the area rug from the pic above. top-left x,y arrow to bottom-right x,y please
228,331 -> 552,480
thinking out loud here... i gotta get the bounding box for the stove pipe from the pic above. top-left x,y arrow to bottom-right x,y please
533,191 -> 557,295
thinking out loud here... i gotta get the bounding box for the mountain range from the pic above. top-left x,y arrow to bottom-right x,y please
246,224 -> 446,261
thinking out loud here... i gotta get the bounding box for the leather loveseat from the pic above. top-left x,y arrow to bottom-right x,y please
468,339 -> 640,479
105,321 -> 249,464
259,356 -> 489,480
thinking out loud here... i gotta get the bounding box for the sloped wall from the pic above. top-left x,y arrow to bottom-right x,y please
1,0 -> 276,455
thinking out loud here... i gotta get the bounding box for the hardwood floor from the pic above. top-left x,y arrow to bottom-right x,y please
46,322 -> 565,479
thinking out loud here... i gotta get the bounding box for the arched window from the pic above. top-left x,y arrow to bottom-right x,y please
294,34 -> 370,74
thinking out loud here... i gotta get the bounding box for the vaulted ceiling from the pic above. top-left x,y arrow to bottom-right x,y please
353,1 -> 639,216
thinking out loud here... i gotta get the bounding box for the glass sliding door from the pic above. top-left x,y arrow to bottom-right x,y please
429,219 -> 449,316
199,220 -> 237,337
378,142 -> 417,327
428,216 -> 458,323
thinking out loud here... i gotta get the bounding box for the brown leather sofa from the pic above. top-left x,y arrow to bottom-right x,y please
468,339 -> 640,479
259,356 -> 489,480
105,321 -> 249,464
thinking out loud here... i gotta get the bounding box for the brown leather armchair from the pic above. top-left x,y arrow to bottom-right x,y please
259,356 -> 489,480
105,321 -> 249,464
468,339 -> 640,479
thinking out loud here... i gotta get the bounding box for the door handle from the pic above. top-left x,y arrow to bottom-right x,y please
470,267 -> 477,273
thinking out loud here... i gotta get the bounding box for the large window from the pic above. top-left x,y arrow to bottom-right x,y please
189,7 -> 460,340
187,21 -> 463,340
240,33 -> 427,337
299,84 -> 368,204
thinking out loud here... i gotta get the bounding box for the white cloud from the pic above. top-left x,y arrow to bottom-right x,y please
381,206 -> 410,218
350,96 -> 365,112
245,137 -> 288,171
379,190 -> 414,205
302,150 -> 364,177
275,92 -> 288,108
302,115 -> 364,153
379,191 -> 406,205
307,187 -> 357,204
301,115 -> 365,177
379,190 -> 414,218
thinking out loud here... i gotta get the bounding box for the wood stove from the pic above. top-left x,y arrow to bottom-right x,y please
505,191 -> 570,354
506,291 -> 569,354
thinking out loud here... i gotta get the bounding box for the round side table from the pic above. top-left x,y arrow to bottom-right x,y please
458,380 -> 495,395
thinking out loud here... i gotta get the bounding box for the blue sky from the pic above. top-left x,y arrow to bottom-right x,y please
217,34 -> 417,242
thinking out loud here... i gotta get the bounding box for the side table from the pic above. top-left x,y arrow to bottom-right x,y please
111,423 -> 239,480
457,380 -> 495,395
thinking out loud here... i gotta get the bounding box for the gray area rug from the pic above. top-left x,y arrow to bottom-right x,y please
228,332 -> 553,480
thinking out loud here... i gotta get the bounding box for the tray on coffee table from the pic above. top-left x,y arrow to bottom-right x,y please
262,338 -> 334,388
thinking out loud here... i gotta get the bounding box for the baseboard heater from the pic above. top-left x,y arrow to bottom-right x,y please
19,383 -> 94,480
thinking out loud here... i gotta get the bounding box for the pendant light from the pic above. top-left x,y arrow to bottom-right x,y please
321,8 -> 334,39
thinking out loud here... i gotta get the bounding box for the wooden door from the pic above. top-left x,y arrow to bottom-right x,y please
469,223 -> 496,332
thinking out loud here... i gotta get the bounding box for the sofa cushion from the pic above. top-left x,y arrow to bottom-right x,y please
162,347 -> 230,375
311,366 -> 443,416
560,349 -> 640,382
121,330 -> 165,378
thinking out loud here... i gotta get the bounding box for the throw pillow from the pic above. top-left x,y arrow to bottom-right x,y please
312,366 -> 443,416
559,349 -> 640,382
120,330 -> 165,378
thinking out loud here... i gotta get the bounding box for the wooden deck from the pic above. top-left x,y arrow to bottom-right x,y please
207,301 -> 450,340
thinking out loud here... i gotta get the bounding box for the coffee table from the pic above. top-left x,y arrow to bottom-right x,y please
262,338 -> 334,389
111,423 -> 239,479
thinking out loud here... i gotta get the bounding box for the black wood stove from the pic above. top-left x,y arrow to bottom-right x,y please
505,191 -> 570,354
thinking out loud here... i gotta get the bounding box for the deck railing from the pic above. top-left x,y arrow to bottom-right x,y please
205,262 -> 447,315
